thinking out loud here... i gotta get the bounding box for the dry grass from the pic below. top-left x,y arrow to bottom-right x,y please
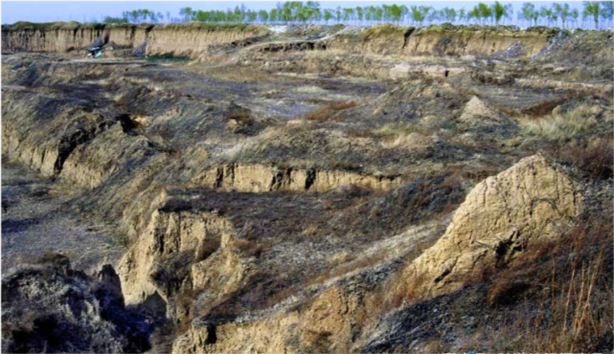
234,238 -> 272,259
378,269 -> 429,314
372,123 -> 426,138
461,261 -> 612,351
199,65 -> 271,82
307,252 -> 389,289
303,101 -> 360,122
460,211 -> 614,352
366,184 -> 612,352
519,104 -> 600,142
360,24 -> 410,41
157,22 -> 264,33
369,123 -> 434,151
548,137 -> 613,181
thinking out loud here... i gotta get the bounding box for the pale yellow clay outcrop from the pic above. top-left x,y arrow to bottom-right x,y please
405,155 -> 581,297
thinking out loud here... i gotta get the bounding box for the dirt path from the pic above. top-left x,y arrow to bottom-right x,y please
1,160 -> 123,273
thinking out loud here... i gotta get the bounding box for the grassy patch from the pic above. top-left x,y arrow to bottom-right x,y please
519,104 -> 600,142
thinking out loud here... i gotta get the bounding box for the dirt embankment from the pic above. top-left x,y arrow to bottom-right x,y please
328,25 -> 552,57
1,22 -> 267,57
3,22 -> 607,62
1,23 -> 149,52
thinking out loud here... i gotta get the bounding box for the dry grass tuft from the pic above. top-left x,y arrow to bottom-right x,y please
303,101 -> 360,122
519,104 -> 600,142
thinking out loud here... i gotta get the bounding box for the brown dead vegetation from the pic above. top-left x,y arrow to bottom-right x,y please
472,211 -> 613,352
548,137 -> 613,181
303,101 -> 360,121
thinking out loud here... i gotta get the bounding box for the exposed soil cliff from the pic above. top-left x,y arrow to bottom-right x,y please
3,23 -> 565,60
170,155 -> 594,353
191,163 -> 403,193
118,206 -> 249,321
173,284 -> 366,354
1,23 -> 148,53
328,25 -> 552,57
2,22 -> 267,58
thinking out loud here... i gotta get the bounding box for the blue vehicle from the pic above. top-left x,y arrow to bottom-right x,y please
87,38 -> 111,58
87,46 -> 103,58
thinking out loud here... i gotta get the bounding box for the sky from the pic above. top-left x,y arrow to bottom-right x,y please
1,1 -> 586,25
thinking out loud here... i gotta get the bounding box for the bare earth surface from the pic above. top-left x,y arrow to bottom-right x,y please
1,23 -> 612,353
1,160 -> 123,272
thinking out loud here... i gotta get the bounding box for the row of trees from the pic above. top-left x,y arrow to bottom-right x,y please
104,10 -> 174,24
175,2 -> 513,26
519,2 -> 613,28
104,2 -> 614,29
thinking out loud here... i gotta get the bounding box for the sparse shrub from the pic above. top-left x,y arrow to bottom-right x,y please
327,159 -> 363,171
302,224 -> 318,236
195,237 -> 220,262
384,268 -> 429,311
225,105 -> 255,134
109,233 -> 130,248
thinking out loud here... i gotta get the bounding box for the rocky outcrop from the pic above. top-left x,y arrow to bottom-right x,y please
1,254 -> 151,353
191,164 -> 403,193
402,155 -> 582,297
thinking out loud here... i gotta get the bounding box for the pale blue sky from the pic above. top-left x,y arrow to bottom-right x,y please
1,1 -> 585,24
